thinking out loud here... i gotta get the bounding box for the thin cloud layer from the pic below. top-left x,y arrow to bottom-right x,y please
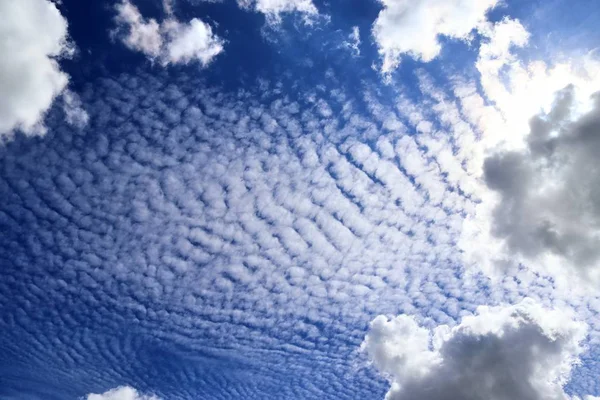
114,0 -> 223,66
0,0 -> 72,138
362,299 -> 590,400
372,0 -> 498,74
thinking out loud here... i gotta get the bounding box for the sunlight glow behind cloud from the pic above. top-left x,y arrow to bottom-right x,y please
372,0 -> 498,73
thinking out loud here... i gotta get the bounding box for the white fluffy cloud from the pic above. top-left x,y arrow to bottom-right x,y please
114,0 -> 223,67
86,386 -> 159,400
363,299 -> 591,400
0,0 -> 72,137
372,0 -> 498,74
236,0 -> 318,23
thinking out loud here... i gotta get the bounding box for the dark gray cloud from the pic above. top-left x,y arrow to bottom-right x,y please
362,300 -> 591,400
484,86 -> 600,280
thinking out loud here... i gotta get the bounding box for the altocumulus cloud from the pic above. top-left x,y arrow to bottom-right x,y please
0,66 -> 498,399
0,0 -> 72,137
363,299 -> 596,400
4,59 -> 579,398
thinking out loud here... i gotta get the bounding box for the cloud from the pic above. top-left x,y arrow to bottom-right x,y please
372,0 -> 498,74
1,66 -> 547,399
62,90 -> 89,129
86,386 -> 159,400
362,299 -> 590,400
342,26 -> 361,56
113,0 -> 223,66
453,18 -> 600,287
483,86 -> 600,283
3,42 -> 600,397
4,0 -> 600,397
472,18 -> 600,146
113,0 -> 162,58
0,0 -> 72,138
476,18 -> 530,106
236,0 -> 318,24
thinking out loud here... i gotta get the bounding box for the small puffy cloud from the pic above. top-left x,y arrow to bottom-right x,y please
372,0 -> 498,74
114,0 -> 162,58
236,0 -> 318,24
0,0 -> 72,137
483,86 -> 600,284
362,299 -> 590,400
114,0 -> 223,67
161,19 -> 224,65
62,90 -> 89,129
477,18 -> 530,85
86,386 -> 159,400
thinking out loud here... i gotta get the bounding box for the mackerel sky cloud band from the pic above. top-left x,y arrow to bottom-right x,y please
1,0 -> 600,399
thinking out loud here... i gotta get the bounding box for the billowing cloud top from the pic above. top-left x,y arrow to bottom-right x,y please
372,0 -> 498,73
363,299 -> 589,400
484,86 -> 600,283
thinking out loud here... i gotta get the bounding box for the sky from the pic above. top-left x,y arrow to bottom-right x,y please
2,0 -> 600,399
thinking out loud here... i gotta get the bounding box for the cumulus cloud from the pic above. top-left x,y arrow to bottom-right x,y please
113,0 -> 223,66
0,0 -> 72,138
483,86 -> 600,283
473,18 -> 600,144
86,386 -> 159,400
236,0 -> 318,24
363,299 -> 590,400
457,17 -> 600,287
372,0 -> 498,74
